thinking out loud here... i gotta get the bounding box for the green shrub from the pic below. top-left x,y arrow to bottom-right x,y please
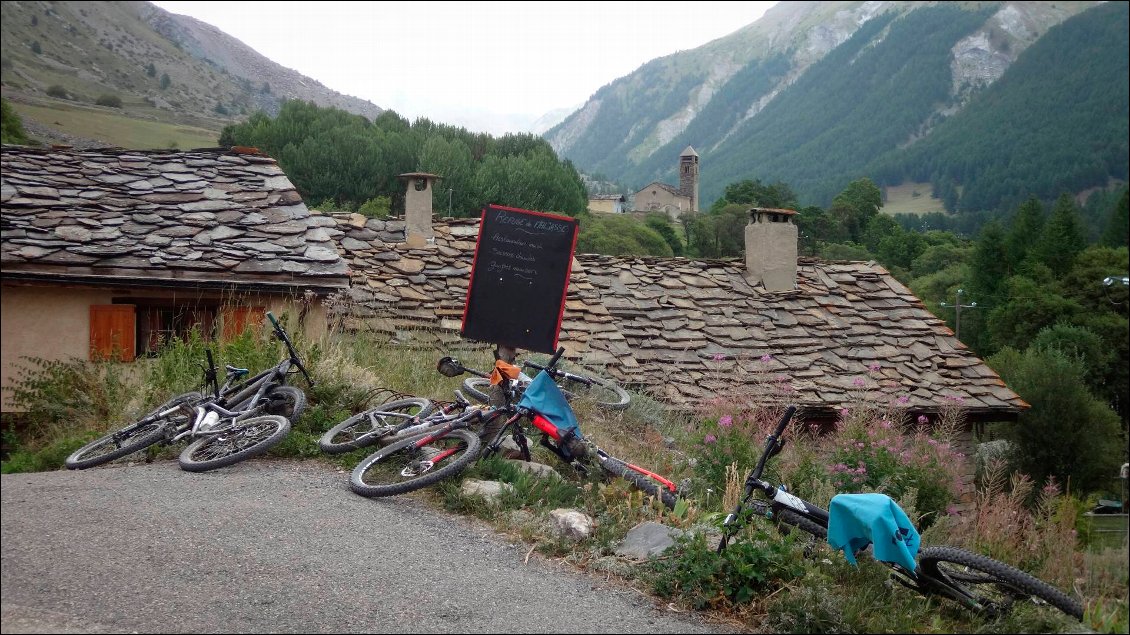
643,530 -> 805,610
95,94 -> 122,108
46,84 -> 68,99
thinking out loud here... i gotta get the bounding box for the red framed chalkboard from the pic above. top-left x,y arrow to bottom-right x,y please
460,205 -> 579,354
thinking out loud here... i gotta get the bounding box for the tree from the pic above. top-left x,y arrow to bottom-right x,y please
988,346 -> 1123,494
146,62 -> 156,77
30,40 -> 41,54
1100,189 -> 1129,248
1006,196 -> 1045,272
644,213 -> 683,256
1,97 -> 31,145
987,275 -> 1082,351
1032,193 -> 1087,277
829,178 -> 882,243
159,73 -> 171,90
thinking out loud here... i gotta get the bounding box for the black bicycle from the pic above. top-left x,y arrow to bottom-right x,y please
65,311 -> 311,472
717,405 -> 1085,622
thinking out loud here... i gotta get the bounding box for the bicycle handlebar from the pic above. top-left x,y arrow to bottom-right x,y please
523,346 -> 567,374
266,311 -> 314,387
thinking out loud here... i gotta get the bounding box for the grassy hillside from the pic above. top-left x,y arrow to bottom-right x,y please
9,97 -> 219,149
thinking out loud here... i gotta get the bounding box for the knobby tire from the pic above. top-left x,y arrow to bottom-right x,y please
350,428 -> 481,498
598,455 -> 677,509
319,398 -> 434,454
917,545 -> 1083,621
178,415 -> 290,472
64,391 -> 202,470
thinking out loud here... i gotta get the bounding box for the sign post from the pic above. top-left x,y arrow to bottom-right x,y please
460,204 -> 579,354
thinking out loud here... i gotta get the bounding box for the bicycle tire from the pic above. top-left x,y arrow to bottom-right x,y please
560,372 -> 630,411
598,454 -> 678,509
776,509 -> 828,541
460,377 -> 493,405
318,398 -> 435,454
917,545 -> 1083,621
350,428 -> 481,498
177,415 -> 290,472
264,384 -> 307,423
64,391 -> 202,470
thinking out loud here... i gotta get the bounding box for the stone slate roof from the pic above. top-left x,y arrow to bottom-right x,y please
329,215 -> 1027,420
0,145 -> 349,294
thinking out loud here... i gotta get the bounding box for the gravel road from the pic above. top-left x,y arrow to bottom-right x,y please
1,459 -> 736,634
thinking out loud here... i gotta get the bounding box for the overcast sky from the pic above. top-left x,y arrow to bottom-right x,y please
150,1 -> 779,134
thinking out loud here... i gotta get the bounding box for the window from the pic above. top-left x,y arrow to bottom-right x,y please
93,300 -> 221,359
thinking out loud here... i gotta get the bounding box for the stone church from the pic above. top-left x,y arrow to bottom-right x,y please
631,146 -> 699,221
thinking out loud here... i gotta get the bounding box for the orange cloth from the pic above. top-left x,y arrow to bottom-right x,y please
490,359 -> 522,385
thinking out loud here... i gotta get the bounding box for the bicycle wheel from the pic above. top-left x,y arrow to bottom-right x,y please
64,391 -> 201,470
350,428 -> 481,498
559,372 -> 630,410
178,415 -> 290,472
319,398 -> 435,454
598,454 -> 678,509
918,545 -> 1083,621
264,384 -> 307,423
460,377 -> 492,405
776,509 -> 828,540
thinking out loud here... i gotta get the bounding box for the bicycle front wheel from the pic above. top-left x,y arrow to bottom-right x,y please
460,377 -> 492,405
264,384 -> 307,423
598,454 -> 678,509
918,545 -> 1083,621
319,398 -> 434,454
178,415 -> 290,472
64,391 -> 201,470
560,373 -> 630,411
350,428 -> 481,498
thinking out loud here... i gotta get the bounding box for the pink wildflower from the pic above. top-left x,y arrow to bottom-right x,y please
712,353 -> 726,361
853,377 -> 866,387
869,363 -> 881,372
897,395 -> 910,405
760,354 -> 773,363
719,415 -> 733,428
704,434 -> 717,444
917,415 -> 929,425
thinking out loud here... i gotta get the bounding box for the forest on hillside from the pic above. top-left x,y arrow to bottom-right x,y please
562,2 -> 1128,220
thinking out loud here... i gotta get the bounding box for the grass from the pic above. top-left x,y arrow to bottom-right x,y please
2,323 -> 1126,634
882,181 -> 949,216
9,100 -> 220,150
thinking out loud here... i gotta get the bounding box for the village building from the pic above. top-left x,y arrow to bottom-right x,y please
587,194 -> 626,214
0,145 -> 350,409
632,146 -> 700,220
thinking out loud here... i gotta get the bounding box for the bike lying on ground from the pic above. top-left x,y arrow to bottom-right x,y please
458,351 -> 631,411
717,405 -> 1085,622
347,348 -> 678,508
65,312 -> 312,472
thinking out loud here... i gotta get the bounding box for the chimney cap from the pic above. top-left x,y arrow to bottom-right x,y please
397,172 -> 442,180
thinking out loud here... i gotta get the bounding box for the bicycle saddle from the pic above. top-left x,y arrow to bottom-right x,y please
225,365 -> 249,377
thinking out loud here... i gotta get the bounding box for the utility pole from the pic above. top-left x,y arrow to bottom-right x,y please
939,288 -> 980,341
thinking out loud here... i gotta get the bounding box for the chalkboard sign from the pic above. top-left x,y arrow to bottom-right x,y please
461,205 -> 579,354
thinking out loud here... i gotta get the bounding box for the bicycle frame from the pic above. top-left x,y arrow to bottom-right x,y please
717,405 -> 1056,616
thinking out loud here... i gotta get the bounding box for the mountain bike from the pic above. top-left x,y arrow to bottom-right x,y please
716,405 -> 1085,622
65,312 -> 311,472
458,351 -> 631,411
349,349 -> 678,508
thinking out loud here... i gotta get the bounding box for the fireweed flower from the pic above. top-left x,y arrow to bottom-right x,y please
704,434 -> 717,444
897,395 -> 910,404
869,363 -> 881,372
853,377 -> 866,387
712,353 -> 726,361
719,415 -> 733,428
760,354 -> 773,363
917,415 -> 929,425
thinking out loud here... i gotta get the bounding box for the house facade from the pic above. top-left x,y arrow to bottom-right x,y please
587,194 -> 626,214
0,145 -> 350,409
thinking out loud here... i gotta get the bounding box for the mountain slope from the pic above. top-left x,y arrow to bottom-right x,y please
0,0 -> 381,146
546,1 -> 1118,213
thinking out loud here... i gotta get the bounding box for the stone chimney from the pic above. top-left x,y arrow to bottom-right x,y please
397,172 -> 442,247
744,207 -> 798,292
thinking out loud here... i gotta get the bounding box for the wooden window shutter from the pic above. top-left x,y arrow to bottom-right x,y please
90,305 -> 136,361
222,306 -> 266,341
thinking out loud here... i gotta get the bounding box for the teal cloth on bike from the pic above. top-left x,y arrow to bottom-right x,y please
517,371 -> 580,437
827,493 -> 920,571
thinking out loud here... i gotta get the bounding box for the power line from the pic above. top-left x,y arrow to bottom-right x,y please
939,288 -> 982,341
